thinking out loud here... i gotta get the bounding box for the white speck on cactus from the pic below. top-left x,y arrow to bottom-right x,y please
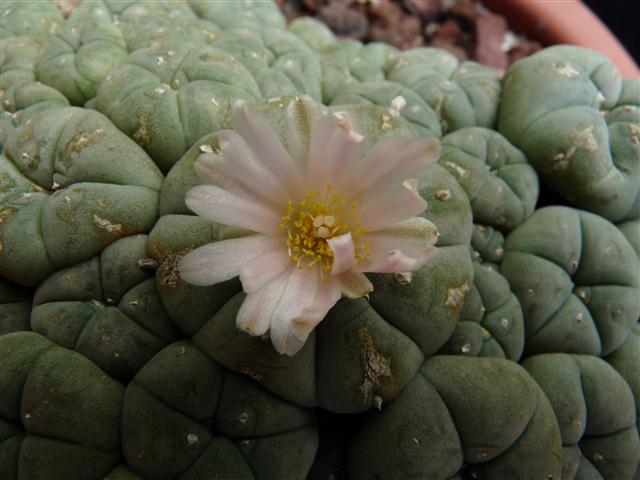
443,161 -> 469,178
179,100 -> 440,355
388,95 -> 407,118
554,62 -> 580,78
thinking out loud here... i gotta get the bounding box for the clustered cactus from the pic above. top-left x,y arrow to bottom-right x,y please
1,1 -> 639,479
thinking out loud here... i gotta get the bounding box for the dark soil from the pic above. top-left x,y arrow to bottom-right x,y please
277,0 -> 542,72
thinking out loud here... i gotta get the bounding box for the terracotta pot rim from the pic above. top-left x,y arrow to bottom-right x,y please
484,0 -> 639,77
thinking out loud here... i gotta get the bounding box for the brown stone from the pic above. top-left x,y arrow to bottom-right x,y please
508,40 -> 543,65
474,10 -> 508,71
318,1 -> 369,40
404,0 -> 443,22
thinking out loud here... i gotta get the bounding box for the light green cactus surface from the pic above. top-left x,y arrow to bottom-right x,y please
440,262 -> 524,361
499,47 -> 640,223
501,206 -> 640,357
439,127 -> 538,231
1,1 -> 639,478
386,48 -> 502,134
0,106 -> 163,286
470,223 -> 505,267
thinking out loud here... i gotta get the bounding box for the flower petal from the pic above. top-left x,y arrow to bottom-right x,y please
339,136 -> 405,189
338,272 -> 373,299
357,179 -> 428,231
307,115 -> 365,191
327,232 -> 356,275
269,266 -> 320,355
355,246 -> 438,273
368,217 -> 440,247
349,137 -> 440,202
194,153 -> 266,205
231,101 -> 306,198
185,185 -> 281,234
355,217 -> 439,273
216,130 -> 290,206
288,276 -> 342,347
239,249 -> 292,294
179,235 -> 284,286
236,267 -> 292,337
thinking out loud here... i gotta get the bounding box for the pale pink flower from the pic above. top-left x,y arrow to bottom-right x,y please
179,100 -> 440,355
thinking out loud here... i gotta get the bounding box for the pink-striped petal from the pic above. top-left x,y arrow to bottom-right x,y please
185,185 -> 281,234
231,101 -> 306,198
345,137 -> 440,202
355,245 -> 438,273
357,179 -> 428,231
216,131 -> 290,206
236,267 -> 293,336
288,276 -> 342,347
355,217 -> 439,273
327,232 -> 356,275
338,272 -> 373,299
338,136 -> 406,191
269,266 -> 321,355
179,235 -> 284,286
367,217 -> 439,247
194,153 -> 266,206
239,249 -> 292,294
307,115 -> 365,191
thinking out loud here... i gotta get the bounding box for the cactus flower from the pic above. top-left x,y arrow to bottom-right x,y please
179,100 -> 440,355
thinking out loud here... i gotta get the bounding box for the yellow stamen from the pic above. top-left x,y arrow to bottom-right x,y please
278,186 -> 371,275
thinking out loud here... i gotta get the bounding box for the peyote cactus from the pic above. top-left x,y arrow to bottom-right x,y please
147,95 -> 473,413
522,354 -> 640,478
93,43 -> 262,172
499,46 -> 640,223
1,1 -> 639,478
501,206 -> 640,357
0,277 -> 32,335
348,356 -> 563,479
439,127 -> 539,232
0,332 -> 124,479
0,106 -> 163,286
30,234 -> 181,380
439,262 -> 524,361
121,340 -> 318,480
470,222 -> 505,267
385,48 -> 502,134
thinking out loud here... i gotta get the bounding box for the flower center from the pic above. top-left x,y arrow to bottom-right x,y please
278,186 -> 370,274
